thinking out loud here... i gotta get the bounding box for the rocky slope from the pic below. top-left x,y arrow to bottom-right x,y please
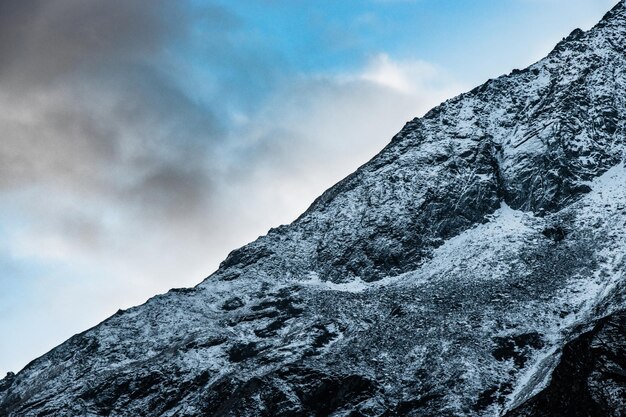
2,1 -> 626,416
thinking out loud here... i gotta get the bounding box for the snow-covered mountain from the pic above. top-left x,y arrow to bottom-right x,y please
2,2 -> 626,416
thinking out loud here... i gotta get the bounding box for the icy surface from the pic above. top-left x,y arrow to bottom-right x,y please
2,2 -> 626,416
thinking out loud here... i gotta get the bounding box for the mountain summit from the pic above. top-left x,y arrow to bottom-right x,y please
3,2 -> 626,416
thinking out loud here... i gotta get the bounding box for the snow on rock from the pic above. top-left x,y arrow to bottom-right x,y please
2,1 -> 626,416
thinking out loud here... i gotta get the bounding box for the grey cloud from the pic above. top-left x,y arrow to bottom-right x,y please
0,1 -> 175,85
2,0 -> 250,81
0,0 -> 241,227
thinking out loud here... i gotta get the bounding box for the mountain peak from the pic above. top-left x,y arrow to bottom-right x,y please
605,0 -> 626,18
595,0 -> 626,33
548,1 -> 626,57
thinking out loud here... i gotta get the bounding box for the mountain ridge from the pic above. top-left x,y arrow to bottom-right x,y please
2,1 -> 626,416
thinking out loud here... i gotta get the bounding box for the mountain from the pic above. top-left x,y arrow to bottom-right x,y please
2,2 -> 626,416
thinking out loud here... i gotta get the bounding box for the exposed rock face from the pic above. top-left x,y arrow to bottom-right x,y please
2,2 -> 626,416
506,311 -> 626,417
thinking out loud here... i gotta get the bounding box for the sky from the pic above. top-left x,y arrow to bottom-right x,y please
0,0 -> 618,376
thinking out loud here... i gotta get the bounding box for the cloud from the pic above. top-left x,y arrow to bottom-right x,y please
0,1 -> 187,87
0,0 -> 244,374
0,1 -> 465,375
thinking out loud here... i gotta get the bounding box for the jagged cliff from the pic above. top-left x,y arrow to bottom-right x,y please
2,2 -> 626,416
506,310 -> 626,416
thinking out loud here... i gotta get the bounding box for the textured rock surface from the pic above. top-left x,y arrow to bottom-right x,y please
506,311 -> 626,417
2,1 -> 626,416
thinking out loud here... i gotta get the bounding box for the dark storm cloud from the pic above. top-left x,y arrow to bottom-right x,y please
0,0 -> 243,83
0,0 -> 246,225
0,0 -> 179,84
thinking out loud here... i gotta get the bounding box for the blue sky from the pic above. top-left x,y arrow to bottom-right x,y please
198,0 -> 616,82
0,0 -> 617,376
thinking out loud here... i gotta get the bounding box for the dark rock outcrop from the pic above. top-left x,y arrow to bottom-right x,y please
506,311 -> 626,417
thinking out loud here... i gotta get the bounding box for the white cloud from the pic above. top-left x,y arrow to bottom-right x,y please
223,54 -> 466,224
360,53 -> 417,91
